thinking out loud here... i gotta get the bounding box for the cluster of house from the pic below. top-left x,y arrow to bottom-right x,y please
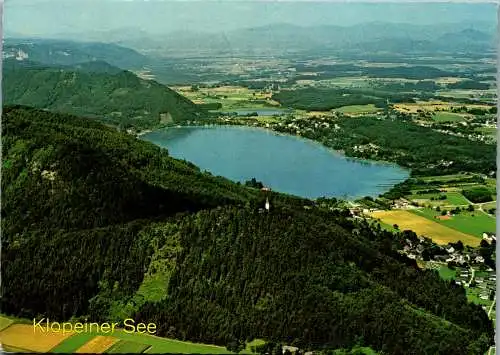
454,269 -> 496,301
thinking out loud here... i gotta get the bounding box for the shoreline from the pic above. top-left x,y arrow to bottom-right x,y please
149,121 -> 410,175
142,122 -> 410,200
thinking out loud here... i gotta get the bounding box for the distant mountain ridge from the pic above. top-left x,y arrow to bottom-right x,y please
5,22 -> 495,57
39,21 -> 495,56
2,38 -> 150,69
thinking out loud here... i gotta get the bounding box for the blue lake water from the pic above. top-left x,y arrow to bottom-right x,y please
142,126 -> 409,199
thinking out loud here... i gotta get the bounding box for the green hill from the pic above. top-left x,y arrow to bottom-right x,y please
0,106 -> 494,354
3,60 -> 205,129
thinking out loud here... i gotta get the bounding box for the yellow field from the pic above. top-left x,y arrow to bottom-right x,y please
370,210 -> 480,246
75,335 -> 119,353
0,324 -> 73,352
435,77 -> 464,84
394,101 -> 491,114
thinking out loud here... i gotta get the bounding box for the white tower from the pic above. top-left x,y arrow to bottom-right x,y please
265,197 -> 270,212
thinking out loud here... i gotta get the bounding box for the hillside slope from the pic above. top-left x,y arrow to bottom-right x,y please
0,107 -> 493,355
3,60 -> 205,129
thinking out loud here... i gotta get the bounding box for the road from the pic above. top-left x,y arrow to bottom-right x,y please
467,267 -> 475,286
487,296 -> 496,355
488,294 -> 496,318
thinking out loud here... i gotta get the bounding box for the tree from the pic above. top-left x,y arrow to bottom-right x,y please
226,340 -> 245,354
480,239 -> 490,248
467,204 -> 475,212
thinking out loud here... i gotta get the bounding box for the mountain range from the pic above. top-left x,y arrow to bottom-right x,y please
10,22 -> 494,57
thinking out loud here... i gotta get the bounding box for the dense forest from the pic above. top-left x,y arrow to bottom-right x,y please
272,88 -> 387,111
3,60 -> 206,129
1,106 -> 493,354
271,87 -> 448,111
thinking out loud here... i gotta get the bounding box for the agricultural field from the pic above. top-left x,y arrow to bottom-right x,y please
431,112 -> 465,122
409,191 -> 471,206
0,324 -> 74,352
370,210 -> 480,246
0,316 -> 239,354
51,333 -> 97,353
394,101 -> 491,114
171,85 -> 280,111
412,208 -> 494,238
335,104 -> 382,114
107,340 -> 151,353
2,345 -> 31,353
75,336 -> 119,353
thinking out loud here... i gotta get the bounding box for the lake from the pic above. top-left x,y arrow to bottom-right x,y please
141,126 -> 409,199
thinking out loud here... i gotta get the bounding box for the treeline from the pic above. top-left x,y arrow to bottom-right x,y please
272,88 -> 387,111
462,186 -> 494,203
447,80 -> 491,90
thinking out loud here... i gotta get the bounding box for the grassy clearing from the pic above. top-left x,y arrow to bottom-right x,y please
409,192 -> 470,206
335,104 -> 381,114
0,324 -> 73,352
432,112 -> 465,122
445,192 -> 473,205
438,266 -> 457,280
414,208 -> 495,238
0,316 -> 13,331
107,340 -> 151,353
370,210 -> 480,246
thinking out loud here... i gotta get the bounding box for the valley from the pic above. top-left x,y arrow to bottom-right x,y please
1,3 -> 498,354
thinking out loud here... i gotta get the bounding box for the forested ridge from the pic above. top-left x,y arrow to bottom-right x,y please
1,106 -> 493,354
3,60 -> 205,129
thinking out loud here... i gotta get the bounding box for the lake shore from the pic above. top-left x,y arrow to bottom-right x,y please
141,124 -> 409,199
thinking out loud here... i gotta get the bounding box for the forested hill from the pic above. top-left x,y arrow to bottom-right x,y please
3,60 -> 205,129
1,107 -> 493,354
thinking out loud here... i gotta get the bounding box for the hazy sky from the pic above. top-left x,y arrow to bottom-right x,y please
4,0 -> 497,36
